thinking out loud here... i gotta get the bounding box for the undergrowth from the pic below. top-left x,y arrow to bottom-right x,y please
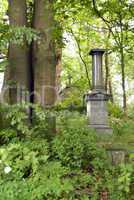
0,103 -> 133,200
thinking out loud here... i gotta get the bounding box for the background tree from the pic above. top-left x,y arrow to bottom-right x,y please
92,0 -> 134,110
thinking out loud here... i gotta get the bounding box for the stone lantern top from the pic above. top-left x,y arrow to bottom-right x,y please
89,49 -> 106,55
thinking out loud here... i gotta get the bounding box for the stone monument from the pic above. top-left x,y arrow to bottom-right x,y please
86,49 -> 112,134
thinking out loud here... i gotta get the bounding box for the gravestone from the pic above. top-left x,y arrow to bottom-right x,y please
86,49 -> 112,134
107,148 -> 126,165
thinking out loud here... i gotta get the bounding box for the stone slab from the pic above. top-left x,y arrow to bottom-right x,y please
87,100 -> 109,125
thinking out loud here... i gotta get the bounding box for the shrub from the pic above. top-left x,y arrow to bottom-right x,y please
0,129 -> 17,145
52,127 -> 107,169
108,102 -> 124,119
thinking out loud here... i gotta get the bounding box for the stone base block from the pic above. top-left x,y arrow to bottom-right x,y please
89,124 -> 113,134
107,149 -> 126,165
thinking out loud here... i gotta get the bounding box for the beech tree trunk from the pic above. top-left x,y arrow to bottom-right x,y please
33,0 -> 56,107
3,0 -> 30,104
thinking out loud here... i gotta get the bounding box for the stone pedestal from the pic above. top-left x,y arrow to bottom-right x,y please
86,49 -> 112,134
86,91 -> 112,134
107,149 -> 126,165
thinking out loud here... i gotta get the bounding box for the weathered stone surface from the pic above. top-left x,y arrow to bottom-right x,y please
90,49 -> 105,90
86,49 -> 112,134
107,149 -> 126,165
87,100 -> 108,125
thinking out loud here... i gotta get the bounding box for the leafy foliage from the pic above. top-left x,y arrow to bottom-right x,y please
52,126 -> 106,169
0,104 -> 134,199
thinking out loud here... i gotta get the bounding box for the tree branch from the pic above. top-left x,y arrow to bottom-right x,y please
92,0 -> 121,47
70,29 -> 92,88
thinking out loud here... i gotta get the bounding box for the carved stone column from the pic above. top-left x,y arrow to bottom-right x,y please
86,49 -> 112,134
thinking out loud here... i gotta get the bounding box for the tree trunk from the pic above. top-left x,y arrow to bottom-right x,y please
33,0 -> 56,107
119,16 -> 127,111
105,50 -> 114,102
120,47 -> 127,110
3,0 -> 30,104
109,76 -> 114,103
56,48 -> 62,100
105,50 -> 109,92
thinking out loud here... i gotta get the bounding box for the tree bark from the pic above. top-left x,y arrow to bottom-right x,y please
3,0 -> 30,104
105,50 -> 114,102
109,75 -> 114,103
105,50 -> 109,92
119,13 -> 127,111
56,48 -> 62,100
120,47 -> 127,110
33,0 -> 56,107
